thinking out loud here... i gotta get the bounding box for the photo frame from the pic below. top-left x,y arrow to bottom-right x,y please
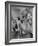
5,1 -> 37,45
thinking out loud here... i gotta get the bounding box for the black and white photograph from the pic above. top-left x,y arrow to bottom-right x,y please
5,1 -> 37,45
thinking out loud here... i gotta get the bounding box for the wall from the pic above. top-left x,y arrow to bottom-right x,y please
0,0 -> 38,46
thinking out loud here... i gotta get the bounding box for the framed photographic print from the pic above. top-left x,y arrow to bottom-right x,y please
5,1 -> 37,45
